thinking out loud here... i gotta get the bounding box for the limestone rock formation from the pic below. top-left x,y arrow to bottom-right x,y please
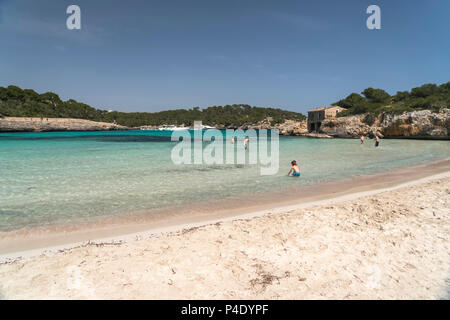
0,117 -> 129,132
320,108 -> 449,139
320,114 -> 383,138
274,119 -> 308,136
381,109 -> 449,139
216,118 -> 308,136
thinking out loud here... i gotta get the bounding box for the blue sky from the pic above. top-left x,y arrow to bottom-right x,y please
1,0 -> 449,114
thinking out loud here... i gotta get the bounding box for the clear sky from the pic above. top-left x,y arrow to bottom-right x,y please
1,0 -> 449,114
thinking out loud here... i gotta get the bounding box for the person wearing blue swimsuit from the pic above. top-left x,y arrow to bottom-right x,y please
288,160 -> 301,177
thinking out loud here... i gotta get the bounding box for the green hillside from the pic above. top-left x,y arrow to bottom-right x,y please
0,85 -> 305,127
335,81 -> 449,116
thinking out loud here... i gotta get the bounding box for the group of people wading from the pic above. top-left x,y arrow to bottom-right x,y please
360,135 -> 380,147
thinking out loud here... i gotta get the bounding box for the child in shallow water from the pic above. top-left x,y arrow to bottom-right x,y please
288,160 -> 301,177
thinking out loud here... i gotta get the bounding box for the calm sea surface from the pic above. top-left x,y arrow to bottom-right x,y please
0,130 -> 449,232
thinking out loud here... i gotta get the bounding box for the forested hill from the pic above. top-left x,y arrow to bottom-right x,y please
335,81 -> 450,117
0,86 -> 305,127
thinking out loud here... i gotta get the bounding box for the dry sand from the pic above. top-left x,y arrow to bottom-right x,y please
0,173 -> 449,299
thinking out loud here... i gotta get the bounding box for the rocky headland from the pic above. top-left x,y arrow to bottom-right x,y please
0,117 -> 128,132
321,108 -> 449,139
260,108 -> 449,140
1,108 -> 448,140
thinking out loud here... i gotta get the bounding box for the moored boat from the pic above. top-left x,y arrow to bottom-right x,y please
158,125 -> 187,131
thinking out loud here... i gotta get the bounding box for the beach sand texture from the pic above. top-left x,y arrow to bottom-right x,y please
0,174 -> 449,299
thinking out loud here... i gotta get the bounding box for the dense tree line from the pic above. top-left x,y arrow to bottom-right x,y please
0,85 -> 305,127
335,81 -> 449,116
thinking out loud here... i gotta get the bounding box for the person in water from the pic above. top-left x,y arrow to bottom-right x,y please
244,137 -> 250,150
360,135 -> 365,144
288,160 -> 301,177
374,135 -> 380,147
231,136 -> 235,144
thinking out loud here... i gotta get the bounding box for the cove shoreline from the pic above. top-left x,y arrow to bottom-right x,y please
0,156 -> 449,262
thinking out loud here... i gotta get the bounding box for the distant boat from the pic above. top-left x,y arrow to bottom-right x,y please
158,125 -> 187,131
193,124 -> 216,130
201,125 -> 216,130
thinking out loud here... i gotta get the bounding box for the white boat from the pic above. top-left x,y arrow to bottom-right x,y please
193,124 -> 217,130
158,125 -> 187,131
201,125 -> 216,130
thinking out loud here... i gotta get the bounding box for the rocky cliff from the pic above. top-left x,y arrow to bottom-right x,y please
0,117 -> 129,132
320,108 -> 449,139
221,118 -> 309,135
274,119 -> 308,136
2,109 -> 448,139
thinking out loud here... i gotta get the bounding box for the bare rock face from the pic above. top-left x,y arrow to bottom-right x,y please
139,125 -> 159,130
321,108 -> 449,139
321,114 -> 383,138
0,117 -> 129,132
381,109 -> 449,139
275,119 -> 308,136
228,118 -> 308,136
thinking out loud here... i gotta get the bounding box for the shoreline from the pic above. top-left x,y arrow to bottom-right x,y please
0,117 -> 129,132
1,157 -> 449,262
1,121 -> 449,140
0,167 -> 448,299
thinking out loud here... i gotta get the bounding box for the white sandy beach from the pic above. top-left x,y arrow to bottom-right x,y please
2,0 -> 449,302
0,169 -> 449,299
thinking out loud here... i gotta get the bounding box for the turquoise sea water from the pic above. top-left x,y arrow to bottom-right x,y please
0,130 -> 449,232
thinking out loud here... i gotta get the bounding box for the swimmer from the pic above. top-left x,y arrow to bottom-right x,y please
244,137 -> 250,150
288,160 -> 301,177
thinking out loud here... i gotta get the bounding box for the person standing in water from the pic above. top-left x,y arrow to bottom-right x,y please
288,160 -> 301,177
244,137 -> 249,150
231,136 -> 235,144
374,135 -> 380,147
360,135 -> 365,145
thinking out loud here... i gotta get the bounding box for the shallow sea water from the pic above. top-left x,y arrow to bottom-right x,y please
0,130 -> 449,232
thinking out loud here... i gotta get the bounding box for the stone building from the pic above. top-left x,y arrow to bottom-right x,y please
307,106 -> 346,132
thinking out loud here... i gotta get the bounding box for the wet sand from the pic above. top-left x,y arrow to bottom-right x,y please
0,158 -> 449,257
0,160 -> 449,299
